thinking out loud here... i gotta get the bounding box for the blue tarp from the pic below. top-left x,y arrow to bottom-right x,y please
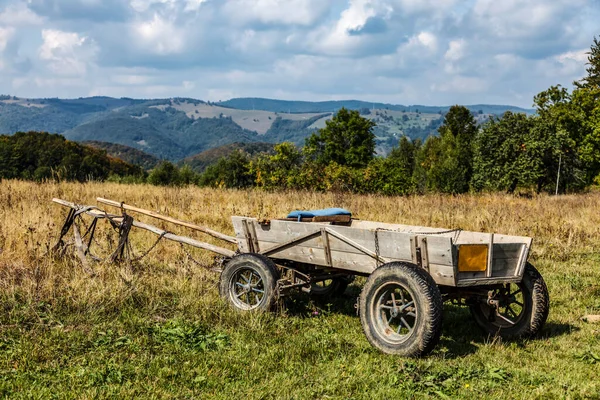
287,208 -> 351,221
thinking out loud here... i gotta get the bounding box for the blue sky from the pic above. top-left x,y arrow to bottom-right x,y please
0,0 -> 598,107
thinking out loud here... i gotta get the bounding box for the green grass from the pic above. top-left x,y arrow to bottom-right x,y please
2,257 -> 599,399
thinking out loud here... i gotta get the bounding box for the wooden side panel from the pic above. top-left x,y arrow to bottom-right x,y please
429,264 -> 455,286
232,216 -> 531,287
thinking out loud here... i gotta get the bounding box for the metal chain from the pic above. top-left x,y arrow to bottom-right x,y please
179,243 -> 223,272
374,229 -> 382,267
128,231 -> 168,263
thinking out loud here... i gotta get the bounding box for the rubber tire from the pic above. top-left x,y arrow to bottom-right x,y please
470,263 -> 549,338
360,262 -> 443,357
311,276 -> 354,298
219,253 -> 280,312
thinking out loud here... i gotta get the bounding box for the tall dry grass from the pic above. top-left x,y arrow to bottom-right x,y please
1,179 -> 599,321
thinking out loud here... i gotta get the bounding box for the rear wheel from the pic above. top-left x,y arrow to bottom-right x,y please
311,275 -> 354,298
219,253 -> 280,311
359,262 -> 443,357
469,263 -> 549,338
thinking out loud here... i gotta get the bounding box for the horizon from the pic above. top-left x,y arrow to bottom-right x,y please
0,1 -> 598,108
0,93 -> 534,110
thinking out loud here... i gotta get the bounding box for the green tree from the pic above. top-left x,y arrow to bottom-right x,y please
253,142 -> 302,190
472,112 -> 542,192
305,107 -> 376,168
148,161 -> 181,186
199,150 -> 253,189
577,36 -> 600,89
423,106 -> 477,193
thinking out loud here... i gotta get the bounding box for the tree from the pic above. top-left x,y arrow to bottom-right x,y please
199,150 -> 253,189
577,36 -> 600,89
363,137 -> 420,195
472,112 -> 542,192
147,161 -> 181,186
252,142 -> 302,190
423,106 -> 477,193
305,107 -> 376,168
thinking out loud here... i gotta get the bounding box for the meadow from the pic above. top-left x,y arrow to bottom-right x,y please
0,180 -> 599,399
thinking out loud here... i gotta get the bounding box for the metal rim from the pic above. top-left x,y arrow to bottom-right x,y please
370,282 -> 418,345
229,266 -> 266,310
479,282 -> 526,328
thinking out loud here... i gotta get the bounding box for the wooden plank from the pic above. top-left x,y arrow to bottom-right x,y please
410,237 -> 418,265
486,233 -> 494,278
260,230 -> 321,256
97,197 -> 237,244
241,219 -> 254,253
418,236 -> 429,271
456,277 -> 522,287
491,258 -> 520,277
132,221 -> 236,257
248,219 -> 260,252
422,236 -> 454,266
321,228 -> 332,266
325,228 -> 386,263
266,246 -> 377,274
492,243 -> 524,259
429,264 -> 455,286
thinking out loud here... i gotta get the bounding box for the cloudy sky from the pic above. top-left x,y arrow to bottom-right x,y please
0,0 -> 598,107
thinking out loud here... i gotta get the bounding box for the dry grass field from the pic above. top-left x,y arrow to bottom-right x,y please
1,180 -> 599,399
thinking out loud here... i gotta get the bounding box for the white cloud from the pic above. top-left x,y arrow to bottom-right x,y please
0,0 -> 597,106
38,29 -> 98,76
0,27 -> 14,52
184,0 -> 207,12
0,3 -> 44,25
223,0 -> 330,26
445,39 -> 466,62
132,14 -> 185,55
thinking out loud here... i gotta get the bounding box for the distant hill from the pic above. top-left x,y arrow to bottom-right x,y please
181,142 -> 275,173
217,97 -> 534,115
0,131 -> 143,181
0,95 -> 535,161
82,141 -> 161,170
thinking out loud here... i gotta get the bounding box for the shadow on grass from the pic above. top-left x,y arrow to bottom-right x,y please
281,289 -> 576,358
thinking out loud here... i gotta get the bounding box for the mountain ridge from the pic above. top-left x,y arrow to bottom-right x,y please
0,95 -> 534,162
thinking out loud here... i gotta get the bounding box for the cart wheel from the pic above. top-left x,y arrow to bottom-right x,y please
469,263 -> 549,338
359,262 -> 443,357
311,276 -> 354,298
219,253 -> 280,312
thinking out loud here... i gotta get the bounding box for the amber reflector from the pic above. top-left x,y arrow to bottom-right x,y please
458,244 -> 488,272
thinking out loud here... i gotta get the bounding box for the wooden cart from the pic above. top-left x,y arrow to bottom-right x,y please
53,198 -> 550,357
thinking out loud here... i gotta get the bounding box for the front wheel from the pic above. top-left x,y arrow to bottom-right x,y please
219,253 -> 280,312
359,262 -> 443,357
469,263 -> 549,338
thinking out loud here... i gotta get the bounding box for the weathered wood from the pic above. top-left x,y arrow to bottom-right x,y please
53,198 -> 236,258
260,229 -> 321,256
321,228 -> 333,266
132,221 -> 236,257
486,233 -> 494,278
73,221 -> 95,276
428,264 -> 455,286
97,197 -> 237,244
325,227 -> 387,264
